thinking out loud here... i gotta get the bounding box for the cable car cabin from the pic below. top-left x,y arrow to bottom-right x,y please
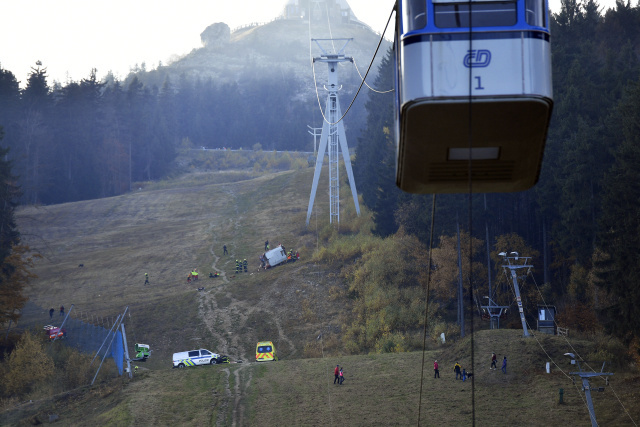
395,0 -> 553,193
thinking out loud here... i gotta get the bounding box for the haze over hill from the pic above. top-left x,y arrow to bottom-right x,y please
133,2 -> 391,98
132,0 -> 390,91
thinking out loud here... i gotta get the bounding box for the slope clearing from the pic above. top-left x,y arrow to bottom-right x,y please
6,165 -> 640,426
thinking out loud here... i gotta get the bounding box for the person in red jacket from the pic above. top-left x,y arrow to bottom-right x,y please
334,365 -> 340,384
434,360 -> 440,378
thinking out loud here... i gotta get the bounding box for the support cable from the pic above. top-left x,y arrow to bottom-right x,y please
500,268 -> 604,424
466,0 -> 476,422
520,317 -> 594,422
352,58 -> 394,93
417,194 -> 437,426
324,1 -> 337,53
90,313 -> 122,367
320,333 -> 334,427
310,6 -> 395,126
311,9 -> 334,424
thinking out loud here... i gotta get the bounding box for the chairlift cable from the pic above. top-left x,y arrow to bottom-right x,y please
500,265 -> 609,424
528,273 -> 638,426
520,317 -> 594,419
466,0 -> 477,420
324,1 -> 337,53
310,10 -> 335,423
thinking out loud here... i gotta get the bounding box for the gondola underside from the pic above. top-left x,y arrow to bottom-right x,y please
396,97 -> 553,194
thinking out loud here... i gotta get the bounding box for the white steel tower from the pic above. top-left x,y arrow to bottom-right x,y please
306,38 -> 360,226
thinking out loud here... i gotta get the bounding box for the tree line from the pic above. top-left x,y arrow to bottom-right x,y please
353,0 -> 640,351
0,62 -> 348,205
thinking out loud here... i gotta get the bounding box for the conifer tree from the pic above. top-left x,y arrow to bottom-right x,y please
596,78 -> 640,344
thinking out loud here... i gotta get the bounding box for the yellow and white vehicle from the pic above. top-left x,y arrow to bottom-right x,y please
172,348 -> 226,368
255,341 -> 277,362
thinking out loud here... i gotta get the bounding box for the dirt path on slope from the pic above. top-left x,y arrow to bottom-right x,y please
194,187 -> 299,426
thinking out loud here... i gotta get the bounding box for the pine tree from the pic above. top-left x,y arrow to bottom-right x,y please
0,127 -> 31,326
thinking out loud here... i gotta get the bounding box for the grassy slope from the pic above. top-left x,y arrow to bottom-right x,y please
16,167 -> 333,367
5,164 -> 640,426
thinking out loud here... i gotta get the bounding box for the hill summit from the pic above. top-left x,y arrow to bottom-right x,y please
137,0 -> 390,93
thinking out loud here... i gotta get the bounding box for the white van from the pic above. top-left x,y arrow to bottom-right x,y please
264,246 -> 287,268
172,349 -> 224,368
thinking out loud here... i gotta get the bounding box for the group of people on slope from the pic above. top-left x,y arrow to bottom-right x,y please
433,353 -> 507,380
490,352 -> 508,374
49,306 -> 65,319
187,268 -> 199,283
333,364 -> 345,385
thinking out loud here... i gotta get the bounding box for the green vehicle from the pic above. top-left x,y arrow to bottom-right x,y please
133,343 -> 150,361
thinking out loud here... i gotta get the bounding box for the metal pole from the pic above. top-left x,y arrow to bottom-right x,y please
509,268 -> 529,337
90,314 -> 121,366
52,304 -> 74,343
91,307 -> 128,385
486,222 -> 492,300
581,377 -> 598,427
121,324 -> 133,378
91,320 -> 122,385
567,356 -> 613,427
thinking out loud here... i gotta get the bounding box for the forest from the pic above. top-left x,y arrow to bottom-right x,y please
0,0 -> 639,352
0,64 -> 321,205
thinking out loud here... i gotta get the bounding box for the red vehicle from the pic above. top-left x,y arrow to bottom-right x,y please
44,325 -> 66,339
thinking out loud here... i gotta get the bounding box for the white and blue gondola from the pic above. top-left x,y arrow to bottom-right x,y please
395,0 -> 553,193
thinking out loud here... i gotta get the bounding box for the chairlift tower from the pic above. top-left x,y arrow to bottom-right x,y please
481,296 -> 509,330
565,353 -> 613,427
306,38 -> 361,225
500,251 -> 532,337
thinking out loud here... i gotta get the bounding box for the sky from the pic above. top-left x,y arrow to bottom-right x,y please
0,0 -> 626,88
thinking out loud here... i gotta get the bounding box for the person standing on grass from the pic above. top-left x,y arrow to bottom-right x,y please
334,365 -> 340,384
265,240 -> 269,251
502,356 -> 507,374
144,273 -> 149,285
59,305 -> 65,316
49,307 -> 54,319
491,352 -> 497,370
223,245 -> 228,255
454,361 -> 462,379
434,360 -> 440,378
339,367 -> 344,385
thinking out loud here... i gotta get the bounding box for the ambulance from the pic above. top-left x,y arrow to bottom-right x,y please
255,341 -> 277,362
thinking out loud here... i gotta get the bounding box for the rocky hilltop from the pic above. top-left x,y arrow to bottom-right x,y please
137,7 -> 391,96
